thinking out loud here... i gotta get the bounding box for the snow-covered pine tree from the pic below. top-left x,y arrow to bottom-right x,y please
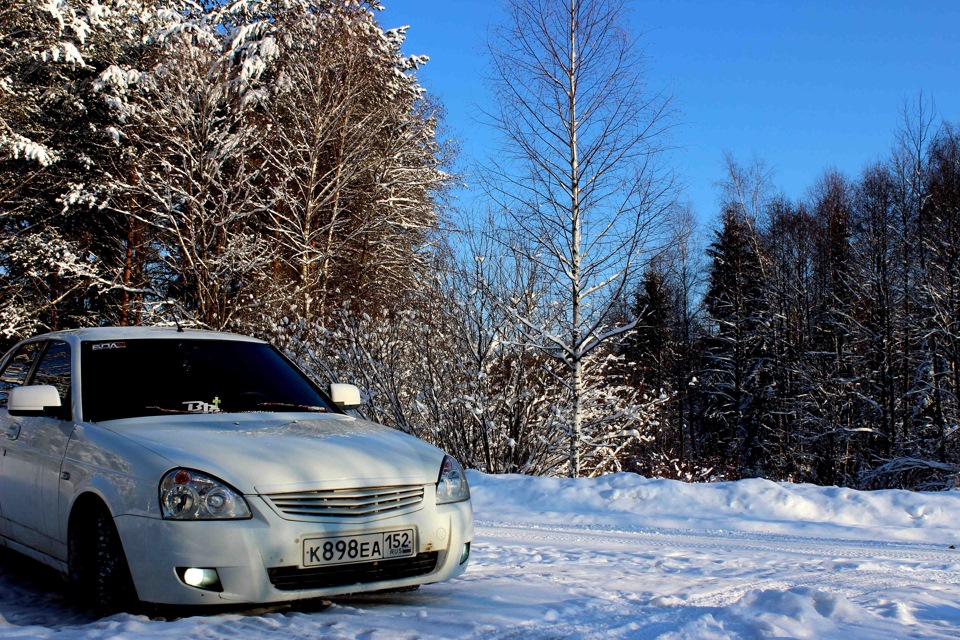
615,264 -> 686,476
700,205 -> 773,477
95,1 -> 282,330
621,266 -> 673,392
0,0 -> 121,341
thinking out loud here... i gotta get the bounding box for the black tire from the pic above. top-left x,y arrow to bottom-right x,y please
69,503 -> 138,615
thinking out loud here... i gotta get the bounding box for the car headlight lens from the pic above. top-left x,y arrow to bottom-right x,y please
159,469 -> 251,520
436,455 -> 470,504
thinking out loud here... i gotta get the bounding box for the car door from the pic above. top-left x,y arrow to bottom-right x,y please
0,340 -> 75,557
0,340 -> 42,540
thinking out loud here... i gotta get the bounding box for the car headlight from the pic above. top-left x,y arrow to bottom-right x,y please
436,455 -> 470,504
159,469 -> 251,520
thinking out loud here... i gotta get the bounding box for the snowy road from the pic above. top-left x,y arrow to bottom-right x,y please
2,473 -> 960,638
463,520 -> 960,638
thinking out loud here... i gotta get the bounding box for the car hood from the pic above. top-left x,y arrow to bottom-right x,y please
103,413 -> 444,495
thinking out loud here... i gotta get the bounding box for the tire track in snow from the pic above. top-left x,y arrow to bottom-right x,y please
474,519 -> 960,613
475,519 -> 960,566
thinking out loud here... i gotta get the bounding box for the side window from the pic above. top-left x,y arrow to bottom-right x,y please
0,342 -> 41,408
31,341 -> 72,417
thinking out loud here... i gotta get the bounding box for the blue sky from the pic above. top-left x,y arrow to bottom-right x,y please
379,1 -> 960,224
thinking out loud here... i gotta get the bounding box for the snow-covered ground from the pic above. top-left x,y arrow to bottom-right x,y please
3,471 -> 960,639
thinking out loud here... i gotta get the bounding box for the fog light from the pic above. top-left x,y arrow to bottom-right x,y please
177,567 -> 223,592
459,542 -> 471,565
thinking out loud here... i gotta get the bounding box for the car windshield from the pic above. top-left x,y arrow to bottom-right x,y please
81,339 -> 334,422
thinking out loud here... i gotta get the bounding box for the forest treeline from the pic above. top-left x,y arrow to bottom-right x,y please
2,0 -> 958,488
2,0 -> 448,335
630,120 -> 960,490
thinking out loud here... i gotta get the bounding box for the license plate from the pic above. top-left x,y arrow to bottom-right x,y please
302,529 -> 416,567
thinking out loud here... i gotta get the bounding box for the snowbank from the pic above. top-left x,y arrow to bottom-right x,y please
468,471 -> 960,545
1,471 -> 958,638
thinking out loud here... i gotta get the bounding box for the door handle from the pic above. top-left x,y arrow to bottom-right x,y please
5,423 -> 20,440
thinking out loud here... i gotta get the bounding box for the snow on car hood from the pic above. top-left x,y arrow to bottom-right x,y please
104,413 -> 444,494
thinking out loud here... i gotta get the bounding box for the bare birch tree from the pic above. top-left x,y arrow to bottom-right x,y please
483,0 -> 675,476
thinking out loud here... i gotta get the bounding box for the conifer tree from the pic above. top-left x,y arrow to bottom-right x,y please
622,267 -> 673,391
700,206 -> 771,475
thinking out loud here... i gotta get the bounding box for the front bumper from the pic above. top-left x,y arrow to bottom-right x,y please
115,490 -> 473,605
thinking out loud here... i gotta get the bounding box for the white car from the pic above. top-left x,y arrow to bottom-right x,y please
0,327 -> 472,611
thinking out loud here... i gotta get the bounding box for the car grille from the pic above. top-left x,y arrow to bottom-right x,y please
268,552 -> 439,591
263,485 -> 425,520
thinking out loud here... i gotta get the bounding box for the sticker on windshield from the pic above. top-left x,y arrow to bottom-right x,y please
92,342 -> 127,351
182,397 -> 221,414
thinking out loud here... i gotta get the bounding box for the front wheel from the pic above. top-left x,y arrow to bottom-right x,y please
69,504 -> 138,615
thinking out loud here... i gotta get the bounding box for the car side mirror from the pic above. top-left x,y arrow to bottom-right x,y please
8,385 -> 62,418
329,383 -> 362,410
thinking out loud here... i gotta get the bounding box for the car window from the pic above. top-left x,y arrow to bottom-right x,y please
31,341 -> 72,418
81,339 -> 335,422
0,342 -> 41,408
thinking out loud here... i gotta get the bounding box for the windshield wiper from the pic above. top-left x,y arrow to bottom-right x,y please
144,406 -> 199,415
144,402 -> 329,415
241,402 -> 329,413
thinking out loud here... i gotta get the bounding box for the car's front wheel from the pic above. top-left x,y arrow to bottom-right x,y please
68,501 -> 138,615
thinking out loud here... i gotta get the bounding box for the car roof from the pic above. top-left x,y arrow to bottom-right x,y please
29,326 -> 266,344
